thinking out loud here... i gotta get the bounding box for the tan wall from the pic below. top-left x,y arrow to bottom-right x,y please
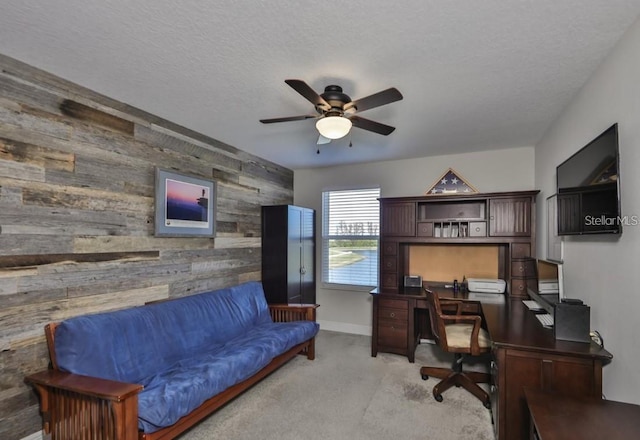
0,54 -> 293,439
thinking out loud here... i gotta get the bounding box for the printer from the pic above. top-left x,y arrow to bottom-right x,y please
467,278 -> 506,294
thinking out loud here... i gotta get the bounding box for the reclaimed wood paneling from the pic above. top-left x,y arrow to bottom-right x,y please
0,53 -> 293,440
59,99 -> 135,135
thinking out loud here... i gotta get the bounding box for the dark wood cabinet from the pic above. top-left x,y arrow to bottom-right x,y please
489,197 -> 532,236
261,205 -> 315,304
381,202 -> 416,236
376,298 -> 409,353
493,339 -> 606,440
378,190 -> 539,296
483,299 -> 612,440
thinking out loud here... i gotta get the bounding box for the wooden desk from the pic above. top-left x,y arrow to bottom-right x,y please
370,285 -> 613,440
525,388 -> 640,439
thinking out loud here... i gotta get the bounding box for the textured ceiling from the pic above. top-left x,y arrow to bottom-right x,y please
1,1 -> 640,169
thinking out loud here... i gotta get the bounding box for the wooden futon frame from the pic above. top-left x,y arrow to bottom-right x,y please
25,304 -> 317,440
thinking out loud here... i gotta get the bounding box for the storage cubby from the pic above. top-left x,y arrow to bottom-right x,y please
416,200 -> 487,238
418,200 -> 486,222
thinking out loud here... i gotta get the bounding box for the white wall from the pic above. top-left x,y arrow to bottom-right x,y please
535,18 -> 640,403
294,146 -> 535,335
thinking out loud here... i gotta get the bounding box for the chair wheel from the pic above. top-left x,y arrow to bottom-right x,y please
421,374 -> 429,380
434,393 -> 443,402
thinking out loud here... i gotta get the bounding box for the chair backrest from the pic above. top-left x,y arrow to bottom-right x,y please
426,289 -> 489,356
426,289 -> 449,349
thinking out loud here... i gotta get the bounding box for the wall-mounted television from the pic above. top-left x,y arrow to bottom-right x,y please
556,123 -> 621,235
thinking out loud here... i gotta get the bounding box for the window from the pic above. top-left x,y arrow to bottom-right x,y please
322,188 -> 380,288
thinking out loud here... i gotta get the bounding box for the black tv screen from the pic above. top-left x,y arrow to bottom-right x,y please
556,123 -> 621,235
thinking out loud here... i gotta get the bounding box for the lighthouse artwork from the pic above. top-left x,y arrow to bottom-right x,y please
155,168 -> 217,237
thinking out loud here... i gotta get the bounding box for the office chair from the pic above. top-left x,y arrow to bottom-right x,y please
420,290 -> 491,408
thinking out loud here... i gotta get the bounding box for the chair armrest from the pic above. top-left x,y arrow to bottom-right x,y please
269,304 -> 319,322
25,369 -> 143,401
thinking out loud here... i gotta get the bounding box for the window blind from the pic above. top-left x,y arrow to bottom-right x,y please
321,188 -> 380,287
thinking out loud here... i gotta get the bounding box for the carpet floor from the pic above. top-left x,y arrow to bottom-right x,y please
178,330 -> 494,440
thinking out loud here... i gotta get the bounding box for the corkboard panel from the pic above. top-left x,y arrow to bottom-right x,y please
408,245 -> 500,282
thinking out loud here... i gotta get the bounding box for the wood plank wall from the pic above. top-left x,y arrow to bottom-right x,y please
0,54 -> 293,440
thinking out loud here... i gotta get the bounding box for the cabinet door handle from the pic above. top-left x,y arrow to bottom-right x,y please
300,267 -> 306,275
390,312 -> 396,318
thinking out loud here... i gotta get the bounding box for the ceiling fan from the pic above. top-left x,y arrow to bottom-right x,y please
260,79 -> 403,140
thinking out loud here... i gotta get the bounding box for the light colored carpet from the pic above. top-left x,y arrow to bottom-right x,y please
178,330 -> 494,440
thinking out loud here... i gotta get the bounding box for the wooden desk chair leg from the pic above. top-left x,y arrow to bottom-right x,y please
419,366 -> 451,380
420,354 -> 491,409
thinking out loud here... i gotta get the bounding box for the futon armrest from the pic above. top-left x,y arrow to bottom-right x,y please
25,369 -> 143,401
25,370 -> 142,439
269,304 -> 319,322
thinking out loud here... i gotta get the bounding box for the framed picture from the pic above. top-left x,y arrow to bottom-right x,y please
154,168 -> 216,237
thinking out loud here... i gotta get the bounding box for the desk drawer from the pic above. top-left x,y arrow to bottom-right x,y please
511,278 -> 536,297
381,273 -> 398,289
378,319 -> 408,348
417,222 -> 434,237
378,307 -> 408,321
378,298 -> 408,310
511,260 -> 535,277
382,241 -> 397,256
469,221 -> 487,237
382,256 -> 397,272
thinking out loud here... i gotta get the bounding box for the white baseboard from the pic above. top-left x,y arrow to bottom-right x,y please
317,320 -> 371,336
21,431 -> 44,440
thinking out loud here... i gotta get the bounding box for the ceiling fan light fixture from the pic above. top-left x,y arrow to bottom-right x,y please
316,116 -> 352,139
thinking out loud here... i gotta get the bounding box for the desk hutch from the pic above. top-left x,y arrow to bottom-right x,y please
379,190 -> 539,297
375,190 -> 539,362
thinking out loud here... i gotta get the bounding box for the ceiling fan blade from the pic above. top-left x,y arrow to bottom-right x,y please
260,115 -> 317,124
344,87 -> 403,113
285,79 -> 330,110
349,115 -> 396,135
